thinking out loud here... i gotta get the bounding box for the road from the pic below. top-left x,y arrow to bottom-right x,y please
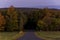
17,30 -> 44,40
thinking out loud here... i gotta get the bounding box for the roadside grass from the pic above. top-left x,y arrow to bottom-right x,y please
35,31 -> 60,40
0,31 -> 24,40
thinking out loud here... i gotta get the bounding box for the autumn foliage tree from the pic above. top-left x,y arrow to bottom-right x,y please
0,13 -> 6,31
6,6 -> 18,31
37,8 -> 53,31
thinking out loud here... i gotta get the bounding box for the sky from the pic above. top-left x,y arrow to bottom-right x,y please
0,0 -> 60,8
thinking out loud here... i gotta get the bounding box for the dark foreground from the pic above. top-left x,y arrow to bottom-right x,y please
17,30 -> 44,40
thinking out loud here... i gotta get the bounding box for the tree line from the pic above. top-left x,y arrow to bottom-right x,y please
0,6 -> 60,31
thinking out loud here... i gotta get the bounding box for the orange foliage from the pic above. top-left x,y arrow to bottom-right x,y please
0,13 -> 6,30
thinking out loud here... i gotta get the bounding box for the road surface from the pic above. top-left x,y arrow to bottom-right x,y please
17,30 -> 44,40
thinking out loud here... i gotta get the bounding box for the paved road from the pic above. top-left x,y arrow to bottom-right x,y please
17,31 -> 44,40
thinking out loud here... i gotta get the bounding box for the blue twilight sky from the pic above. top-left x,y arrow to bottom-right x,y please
0,0 -> 60,8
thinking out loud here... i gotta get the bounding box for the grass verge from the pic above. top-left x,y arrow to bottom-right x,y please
35,31 -> 60,40
0,31 -> 25,40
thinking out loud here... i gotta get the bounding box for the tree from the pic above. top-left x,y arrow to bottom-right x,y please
6,6 -> 18,31
53,18 -> 60,31
37,20 -> 47,31
37,8 -> 55,31
19,12 -> 28,31
0,13 -> 6,31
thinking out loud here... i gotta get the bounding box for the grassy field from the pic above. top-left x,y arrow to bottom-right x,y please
35,31 -> 60,40
0,32 -> 24,40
